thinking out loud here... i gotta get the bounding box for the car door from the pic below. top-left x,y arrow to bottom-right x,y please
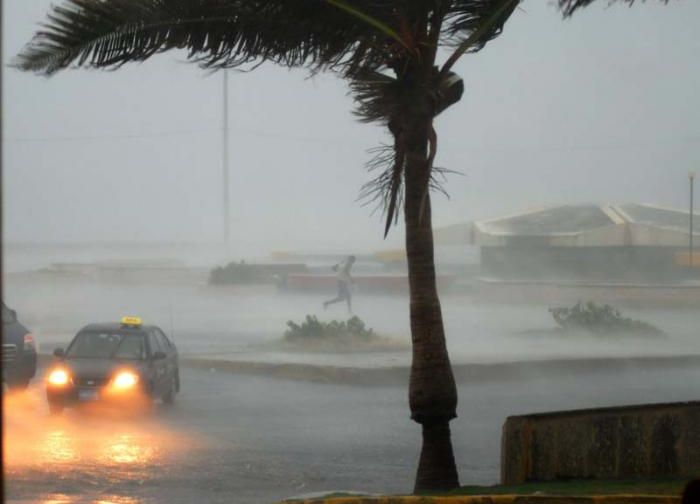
147,331 -> 167,396
153,328 -> 176,386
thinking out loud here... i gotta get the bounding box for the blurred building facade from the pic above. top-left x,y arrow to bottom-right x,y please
472,204 -> 700,282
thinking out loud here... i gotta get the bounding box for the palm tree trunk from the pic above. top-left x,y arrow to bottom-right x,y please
403,119 -> 460,493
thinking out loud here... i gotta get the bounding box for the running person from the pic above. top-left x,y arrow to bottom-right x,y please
323,255 -> 356,313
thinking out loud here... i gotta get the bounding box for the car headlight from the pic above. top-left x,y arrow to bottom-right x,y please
112,371 -> 139,390
48,368 -> 70,386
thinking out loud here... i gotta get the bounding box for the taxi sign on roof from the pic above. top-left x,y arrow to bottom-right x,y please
120,316 -> 142,327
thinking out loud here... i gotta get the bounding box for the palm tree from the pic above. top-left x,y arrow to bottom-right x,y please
14,0 -> 663,493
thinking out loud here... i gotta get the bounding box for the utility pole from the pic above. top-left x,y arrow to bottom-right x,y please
690,171 -> 696,270
222,70 -> 230,246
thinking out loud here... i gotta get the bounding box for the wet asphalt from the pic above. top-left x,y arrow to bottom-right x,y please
5,359 -> 700,504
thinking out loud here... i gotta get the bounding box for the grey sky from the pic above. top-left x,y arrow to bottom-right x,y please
2,1 -> 699,257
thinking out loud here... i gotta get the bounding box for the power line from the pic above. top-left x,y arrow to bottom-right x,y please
1,128 -> 214,143
1,125 -> 358,146
3,129 -> 700,152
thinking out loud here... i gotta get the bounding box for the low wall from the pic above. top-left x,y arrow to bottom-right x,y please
501,401 -> 700,485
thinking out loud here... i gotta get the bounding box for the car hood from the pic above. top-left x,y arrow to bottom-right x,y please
62,359 -> 147,379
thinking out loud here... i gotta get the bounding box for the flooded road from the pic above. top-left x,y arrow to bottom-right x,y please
5,360 -> 700,504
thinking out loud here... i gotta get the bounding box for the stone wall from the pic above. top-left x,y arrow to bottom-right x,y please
501,401 -> 700,485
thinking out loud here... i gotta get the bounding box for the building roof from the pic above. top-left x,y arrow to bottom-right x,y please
477,204 -> 620,236
617,203 -> 700,235
473,203 -> 700,247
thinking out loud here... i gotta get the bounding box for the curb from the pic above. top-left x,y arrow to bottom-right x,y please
179,355 -> 700,388
283,495 -> 679,504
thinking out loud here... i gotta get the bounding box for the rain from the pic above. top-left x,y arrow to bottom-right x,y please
3,1 -> 700,503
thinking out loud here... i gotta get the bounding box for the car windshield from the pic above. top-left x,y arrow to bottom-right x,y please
66,331 -> 146,360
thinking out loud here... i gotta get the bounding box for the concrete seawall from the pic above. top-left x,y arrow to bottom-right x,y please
501,401 -> 700,485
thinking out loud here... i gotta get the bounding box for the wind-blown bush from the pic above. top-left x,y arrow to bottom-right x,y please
549,301 -> 663,336
285,315 -> 376,342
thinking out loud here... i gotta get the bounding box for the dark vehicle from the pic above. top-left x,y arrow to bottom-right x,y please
47,316 -> 179,414
2,303 -> 37,390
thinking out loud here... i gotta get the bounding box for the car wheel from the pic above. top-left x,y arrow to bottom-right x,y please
7,379 -> 29,391
49,402 -> 64,415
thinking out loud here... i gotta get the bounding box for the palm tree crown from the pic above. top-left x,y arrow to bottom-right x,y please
16,1 -> 514,76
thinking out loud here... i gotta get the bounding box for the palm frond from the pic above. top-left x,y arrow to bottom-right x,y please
349,69 -> 405,124
440,0 -> 520,79
325,0 -> 410,52
358,143 -> 405,236
359,139 -> 459,238
13,0 -> 416,77
557,0 -> 669,17
441,0 -> 520,56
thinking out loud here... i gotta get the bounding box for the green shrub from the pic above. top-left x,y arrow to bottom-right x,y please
549,301 -> 663,336
284,315 -> 376,342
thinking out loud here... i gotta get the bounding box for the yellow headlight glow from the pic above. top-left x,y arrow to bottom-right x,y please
113,371 -> 139,389
48,369 -> 69,386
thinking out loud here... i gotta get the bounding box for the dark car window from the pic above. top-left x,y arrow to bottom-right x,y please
148,332 -> 164,354
154,328 -> 172,351
67,331 -> 145,360
113,335 -> 146,360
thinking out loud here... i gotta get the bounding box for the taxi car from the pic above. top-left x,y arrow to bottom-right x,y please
46,317 -> 179,414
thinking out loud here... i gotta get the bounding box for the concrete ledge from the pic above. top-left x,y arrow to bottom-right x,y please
501,402 -> 700,484
283,495 -> 679,504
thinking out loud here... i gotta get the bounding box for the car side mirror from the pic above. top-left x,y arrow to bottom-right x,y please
53,348 -> 65,358
152,351 -> 166,360
8,309 -> 17,322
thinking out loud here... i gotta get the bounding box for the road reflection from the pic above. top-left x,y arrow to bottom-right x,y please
3,386 -> 198,502
41,430 -> 79,464
32,495 -> 141,504
100,433 -> 156,465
